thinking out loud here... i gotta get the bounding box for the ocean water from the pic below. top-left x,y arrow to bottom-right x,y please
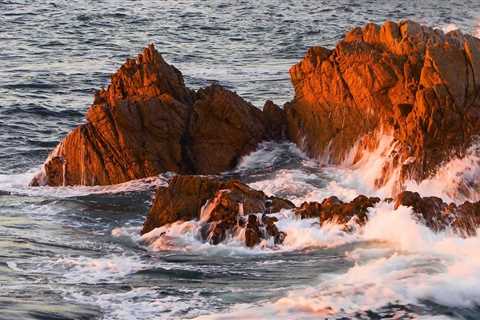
1,1 -> 480,319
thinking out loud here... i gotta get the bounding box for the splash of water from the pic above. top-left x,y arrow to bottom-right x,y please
405,143 -> 480,203
192,203 -> 480,319
329,132 -> 480,203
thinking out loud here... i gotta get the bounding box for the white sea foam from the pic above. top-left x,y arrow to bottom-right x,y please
323,133 -> 480,203
404,143 -> 480,203
194,203 -> 480,319
441,23 -> 460,33
0,168 -> 169,198
140,208 -> 360,256
57,255 -> 149,284
66,286 -> 212,320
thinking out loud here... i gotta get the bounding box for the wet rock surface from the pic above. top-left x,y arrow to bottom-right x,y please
293,191 -> 480,237
395,191 -> 480,236
295,195 -> 381,229
32,45 -> 286,186
141,175 -> 294,247
285,20 -> 480,188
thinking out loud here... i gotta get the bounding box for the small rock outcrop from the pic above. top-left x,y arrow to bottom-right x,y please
31,45 -> 287,186
141,175 -> 294,247
294,195 -> 381,229
141,176 -> 480,248
286,20 -> 480,190
395,191 -> 480,236
295,191 -> 480,237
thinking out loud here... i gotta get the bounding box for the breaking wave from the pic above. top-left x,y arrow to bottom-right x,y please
192,202 -> 480,319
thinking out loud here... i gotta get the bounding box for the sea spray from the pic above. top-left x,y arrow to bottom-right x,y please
193,203 -> 480,319
405,142 -> 480,203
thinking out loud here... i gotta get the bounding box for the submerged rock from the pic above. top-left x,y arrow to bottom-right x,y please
286,20 -> 480,189
32,45 -> 286,186
141,175 -> 294,247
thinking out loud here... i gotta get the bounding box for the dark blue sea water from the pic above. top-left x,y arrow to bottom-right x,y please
1,1 -> 480,319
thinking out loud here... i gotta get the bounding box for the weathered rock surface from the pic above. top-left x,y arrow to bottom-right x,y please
286,20 -> 480,189
141,175 -> 294,247
32,45 -> 286,186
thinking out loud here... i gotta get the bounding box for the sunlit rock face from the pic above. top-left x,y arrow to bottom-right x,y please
32,45 -> 286,186
286,20 -> 480,189
32,20 -> 480,189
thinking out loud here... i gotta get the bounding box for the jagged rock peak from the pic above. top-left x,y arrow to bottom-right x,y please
31,44 -> 287,186
95,43 -> 194,106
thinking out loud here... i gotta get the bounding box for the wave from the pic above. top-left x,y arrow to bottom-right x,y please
191,203 -> 480,319
139,209 -> 358,255
405,143 -> 480,203
0,168 -> 170,198
6,138 -> 478,319
326,132 -> 480,203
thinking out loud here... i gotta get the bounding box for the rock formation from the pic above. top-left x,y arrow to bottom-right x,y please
286,20 -> 480,191
294,191 -> 480,237
294,195 -> 381,230
395,191 -> 480,236
29,21 -> 480,243
31,45 -> 287,186
141,175 -> 294,247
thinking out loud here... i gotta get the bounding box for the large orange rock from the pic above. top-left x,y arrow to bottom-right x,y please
31,45 -> 286,186
286,20 -> 480,190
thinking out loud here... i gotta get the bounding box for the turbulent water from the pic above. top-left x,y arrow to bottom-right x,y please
2,1 -> 480,319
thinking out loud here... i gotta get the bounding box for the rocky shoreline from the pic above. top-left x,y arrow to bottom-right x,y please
141,175 -> 480,247
30,20 -> 480,246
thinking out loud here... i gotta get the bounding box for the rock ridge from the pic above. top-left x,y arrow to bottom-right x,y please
143,176 -> 480,248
